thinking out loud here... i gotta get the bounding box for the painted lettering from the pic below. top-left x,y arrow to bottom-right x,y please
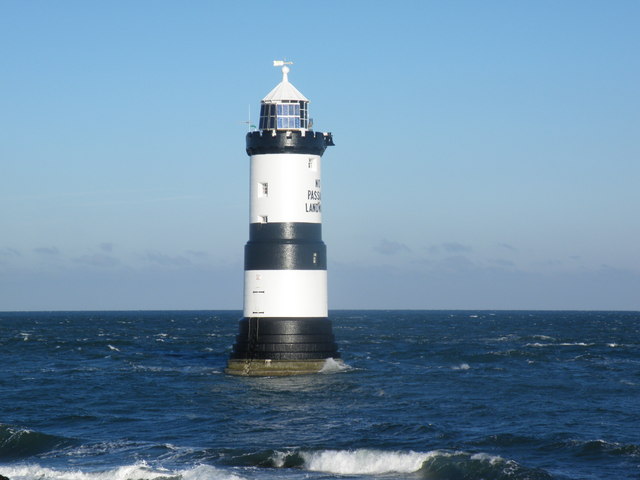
305,202 -> 321,213
307,190 -> 321,200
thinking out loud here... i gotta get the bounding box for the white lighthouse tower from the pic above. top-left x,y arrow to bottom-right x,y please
226,61 -> 340,375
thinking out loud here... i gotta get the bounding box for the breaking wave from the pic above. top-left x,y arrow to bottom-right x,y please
418,451 -> 553,479
301,449 -> 431,474
0,463 -> 245,480
554,438 -> 640,457
259,448 -> 552,479
185,447 -> 554,478
0,425 -> 77,460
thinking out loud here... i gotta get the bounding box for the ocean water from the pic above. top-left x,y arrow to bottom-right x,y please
1,310 -> 639,480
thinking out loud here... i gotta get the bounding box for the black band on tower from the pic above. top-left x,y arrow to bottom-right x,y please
244,241 -> 326,270
245,222 -> 326,270
246,130 -> 334,156
230,317 -> 340,360
249,222 -> 322,242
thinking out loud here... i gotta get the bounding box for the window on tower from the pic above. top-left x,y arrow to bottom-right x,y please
259,101 -> 309,130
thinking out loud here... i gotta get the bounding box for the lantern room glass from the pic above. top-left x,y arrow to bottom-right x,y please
259,101 -> 308,130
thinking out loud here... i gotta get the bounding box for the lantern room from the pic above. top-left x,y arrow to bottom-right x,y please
258,64 -> 310,131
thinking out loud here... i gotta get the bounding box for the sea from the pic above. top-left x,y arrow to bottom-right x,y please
1,310 -> 639,480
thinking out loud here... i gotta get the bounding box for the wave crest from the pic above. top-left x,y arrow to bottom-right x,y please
421,451 -> 553,480
301,449 -> 431,474
0,463 -> 245,480
290,448 -> 552,479
0,425 -> 76,460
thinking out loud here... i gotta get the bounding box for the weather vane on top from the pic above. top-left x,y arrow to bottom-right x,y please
273,60 -> 293,82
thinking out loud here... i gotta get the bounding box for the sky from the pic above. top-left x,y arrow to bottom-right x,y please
1,1 -> 639,311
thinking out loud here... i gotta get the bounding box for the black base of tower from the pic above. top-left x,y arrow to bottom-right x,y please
229,317 -> 340,361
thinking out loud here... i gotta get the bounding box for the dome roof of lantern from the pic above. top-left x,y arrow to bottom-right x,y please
262,66 -> 309,103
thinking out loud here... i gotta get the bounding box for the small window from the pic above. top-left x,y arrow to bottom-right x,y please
258,182 -> 268,197
259,215 -> 268,224
308,158 -> 316,170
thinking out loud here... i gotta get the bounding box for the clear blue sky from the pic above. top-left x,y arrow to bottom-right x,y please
1,1 -> 638,310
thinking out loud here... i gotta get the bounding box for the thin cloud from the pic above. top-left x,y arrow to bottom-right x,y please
374,239 -> 411,255
0,247 -> 21,257
74,254 -> 119,268
534,259 -> 563,267
489,258 -> 516,267
186,250 -> 209,258
100,242 -> 115,253
439,255 -> 475,272
442,242 -> 472,253
328,261 -> 640,310
427,242 -> 473,255
34,247 -> 60,255
145,251 -> 192,267
498,243 -> 517,252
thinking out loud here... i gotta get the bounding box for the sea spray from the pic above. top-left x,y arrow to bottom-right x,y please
319,357 -> 351,374
0,463 -> 246,480
300,449 -> 435,474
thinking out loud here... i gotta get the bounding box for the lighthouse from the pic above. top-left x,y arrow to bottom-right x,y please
225,61 -> 340,376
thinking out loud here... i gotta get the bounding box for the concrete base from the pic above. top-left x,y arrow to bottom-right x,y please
225,358 -> 337,376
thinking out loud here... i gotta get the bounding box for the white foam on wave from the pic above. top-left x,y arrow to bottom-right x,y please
300,449 -> 437,474
469,453 -> 520,475
319,357 -> 352,374
452,363 -> 470,370
0,462 -> 245,480
182,465 -> 245,480
495,334 -> 519,342
470,452 -> 504,464
525,342 -> 593,348
270,449 -> 295,468
532,335 -> 554,341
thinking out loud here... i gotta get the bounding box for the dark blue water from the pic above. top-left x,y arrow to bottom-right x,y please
1,311 -> 639,479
